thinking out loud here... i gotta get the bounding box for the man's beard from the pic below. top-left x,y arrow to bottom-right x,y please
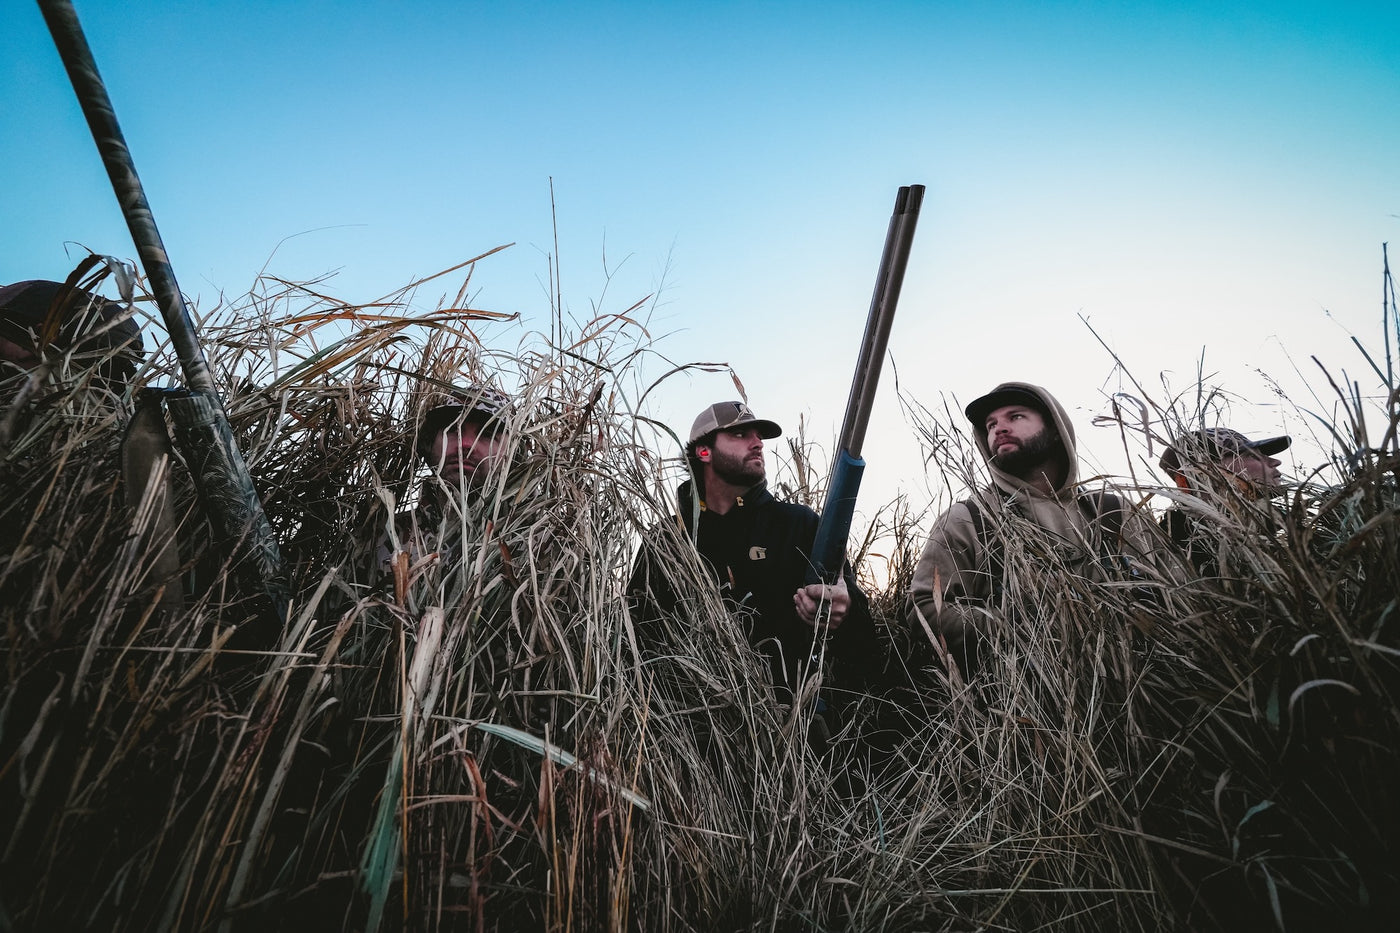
710,447 -> 765,486
991,426 -> 1060,476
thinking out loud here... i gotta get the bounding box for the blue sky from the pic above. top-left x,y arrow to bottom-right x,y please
5,1 -> 1398,516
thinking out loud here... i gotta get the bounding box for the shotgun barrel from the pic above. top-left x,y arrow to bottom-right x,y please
810,185 -> 924,581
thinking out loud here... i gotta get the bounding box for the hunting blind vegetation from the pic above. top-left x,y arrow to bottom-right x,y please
1,253 -> 1397,932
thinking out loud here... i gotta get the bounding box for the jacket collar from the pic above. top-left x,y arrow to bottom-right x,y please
677,478 -> 772,516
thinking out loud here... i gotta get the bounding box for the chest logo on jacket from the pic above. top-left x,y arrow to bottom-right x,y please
749,546 -> 767,561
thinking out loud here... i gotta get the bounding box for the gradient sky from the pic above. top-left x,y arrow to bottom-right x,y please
6,1 -> 1398,517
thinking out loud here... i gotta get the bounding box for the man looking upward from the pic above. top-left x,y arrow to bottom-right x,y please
908,382 -> 1156,671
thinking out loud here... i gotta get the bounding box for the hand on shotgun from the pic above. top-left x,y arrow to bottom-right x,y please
795,578 -> 851,630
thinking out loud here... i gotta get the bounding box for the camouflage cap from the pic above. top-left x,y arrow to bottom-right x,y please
1160,427 -> 1291,477
418,385 -> 512,454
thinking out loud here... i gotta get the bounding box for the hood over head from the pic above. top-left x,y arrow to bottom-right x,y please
965,381 -> 1077,498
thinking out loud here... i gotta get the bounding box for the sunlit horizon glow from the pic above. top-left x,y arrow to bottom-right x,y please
5,1 -> 1397,518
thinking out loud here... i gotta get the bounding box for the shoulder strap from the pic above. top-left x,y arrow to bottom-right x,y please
1078,492 -> 1125,550
962,496 -> 986,549
121,390 -> 185,614
961,495 -> 1004,593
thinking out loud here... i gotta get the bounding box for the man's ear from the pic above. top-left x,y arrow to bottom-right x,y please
695,446 -> 711,463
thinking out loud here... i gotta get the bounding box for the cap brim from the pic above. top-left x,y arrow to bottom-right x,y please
1250,435 -> 1291,456
1158,448 -> 1185,475
965,387 -> 1045,428
422,403 -> 498,430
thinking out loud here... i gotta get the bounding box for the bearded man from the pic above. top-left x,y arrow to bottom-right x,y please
907,382 -> 1158,671
1157,427 -> 1291,576
628,400 -> 878,707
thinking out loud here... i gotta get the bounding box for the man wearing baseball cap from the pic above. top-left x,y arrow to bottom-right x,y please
907,381 -> 1159,672
377,384 -> 514,579
1159,428 -> 1290,496
628,400 -> 878,714
1157,427 -> 1291,575
417,384 -> 513,490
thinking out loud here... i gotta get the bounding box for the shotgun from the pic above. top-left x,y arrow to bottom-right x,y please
39,0 -> 288,619
810,185 -> 924,582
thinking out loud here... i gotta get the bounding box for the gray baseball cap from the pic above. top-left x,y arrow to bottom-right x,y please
688,401 -> 781,444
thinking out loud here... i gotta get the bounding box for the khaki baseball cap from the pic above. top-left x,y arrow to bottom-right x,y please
688,401 -> 781,444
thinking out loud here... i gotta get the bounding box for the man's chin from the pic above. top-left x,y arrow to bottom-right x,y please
716,468 -> 764,487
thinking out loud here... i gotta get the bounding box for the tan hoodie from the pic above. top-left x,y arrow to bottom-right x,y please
907,382 -> 1154,657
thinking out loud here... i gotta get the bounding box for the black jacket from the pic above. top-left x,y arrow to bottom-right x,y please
628,479 -> 877,694
1161,507 -> 1216,576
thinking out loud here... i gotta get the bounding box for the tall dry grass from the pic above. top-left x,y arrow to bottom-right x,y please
1,249 -> 1396,932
